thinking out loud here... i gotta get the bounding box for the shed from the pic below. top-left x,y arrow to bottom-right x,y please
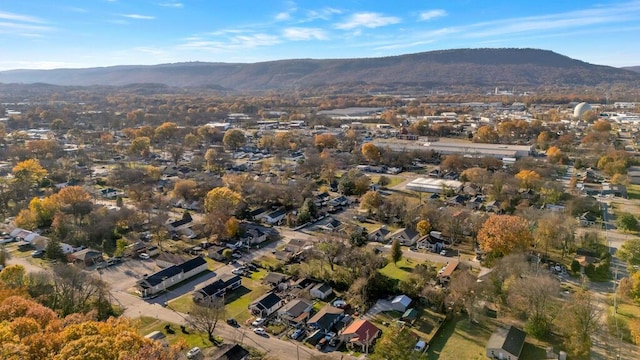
390,295 -> 412,312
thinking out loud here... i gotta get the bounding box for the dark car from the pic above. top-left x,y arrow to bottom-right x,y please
31,249 -> 46,258
226,318 -> 238,327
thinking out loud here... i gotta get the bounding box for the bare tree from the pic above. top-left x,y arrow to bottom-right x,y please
557,289 -> 602,358
447,270 -> 480,323
508,274 -> 560,337
187,298 -> 225,344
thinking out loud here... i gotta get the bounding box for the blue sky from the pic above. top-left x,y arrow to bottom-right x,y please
1,0 -> 639,70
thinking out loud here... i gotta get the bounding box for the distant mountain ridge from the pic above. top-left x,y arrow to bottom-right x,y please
1,48 -> 639,91
623,66 -> 640,73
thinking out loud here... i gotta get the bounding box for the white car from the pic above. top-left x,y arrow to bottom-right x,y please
253,327 -> 267,336
251,317 -> 266,326
186,347 -> 201,359
414,340 -> 428,352
138,253 -> 150,260
439,249 -> 447,256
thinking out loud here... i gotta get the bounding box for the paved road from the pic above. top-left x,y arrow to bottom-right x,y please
6,243 -> 353,360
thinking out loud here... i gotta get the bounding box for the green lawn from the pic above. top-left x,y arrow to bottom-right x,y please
167,294 -> 195,313
369,175 -> 405,188
134,316 -> 212,349
379,258 -> 419,282
627,184 -> 640,200
427,316 -> 493,360
371,307 -> 446,344
223,277 -> 269,325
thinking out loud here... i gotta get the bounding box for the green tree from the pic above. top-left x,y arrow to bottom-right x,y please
45,238 -> 67,262
618,238 -> 640,267
222,129 -> 246,149
222,248 -> 233,261
390,239 -> 402,265
114,238 -> 128,258
370,324 -> 422,360
616,212 -> 638,232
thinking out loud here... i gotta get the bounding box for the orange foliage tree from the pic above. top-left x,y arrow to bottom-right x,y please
361,143 -> 381,163
477,214 -> 533,256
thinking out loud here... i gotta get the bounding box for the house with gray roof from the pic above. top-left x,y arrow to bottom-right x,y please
486,326 -> 526,360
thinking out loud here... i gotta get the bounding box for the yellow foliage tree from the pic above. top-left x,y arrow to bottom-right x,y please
417,219 -> 432,236
477,214 -> 533,256
12,159 -> 48,187
515,169 -> 541,189
361,143 -> 381,163
546,146 -> 563,164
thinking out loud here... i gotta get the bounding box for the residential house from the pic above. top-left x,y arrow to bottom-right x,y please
388,227 -> 420,246
310,283 -> 333,300
211,343 -> 250,360
249,292 -> 284,317
136,256 -> 208,298
438,260 -> 460,285
447,194 -> 467,206
417,231 -> 446,252
100,188 -> 118,199
307,306 -> 344,332
262,272 -> 289,289
579,212 -> 598,227
241,228 -> 268,245
485,200 -> 502,213
277,298 -> 313,326
328,195 -> 349,211
69,248 -> 103,266
248,208 -> 268,222
59,242 -> 80,255
340,319 -> 381,352
368,226 -> 391,243
390,295 -> 412,312
314,192 -> 331,207
466,196 -> 484,210
318,217 -> 343,232
155,253 -> 189,268
264,208 -> 287,225
285,238 -> 311,254
486,326 -> 526,360
167,212 -> 193,232
207,245 -> 228,262
193,274 -> 242,303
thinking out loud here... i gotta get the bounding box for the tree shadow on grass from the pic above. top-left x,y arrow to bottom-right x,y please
223,286 -> 251,304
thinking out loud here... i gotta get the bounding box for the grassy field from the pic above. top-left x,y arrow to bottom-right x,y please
627,184 -> 640,200
371,307 -> 446,344
369,174 -> 405,188
427,316 -> 494,360
135,316 -> 212,349
379,258 -> 419,282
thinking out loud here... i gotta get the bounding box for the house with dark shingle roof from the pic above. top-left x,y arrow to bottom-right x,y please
136,256 -> 207,298
307,306 -> 344,332
486,326 -> 526,360
193,274 -> 242,303
211,343 -> 250,360
249,292 -> 284,317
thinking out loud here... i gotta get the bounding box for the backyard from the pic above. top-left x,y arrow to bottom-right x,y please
135,316 -> 212,350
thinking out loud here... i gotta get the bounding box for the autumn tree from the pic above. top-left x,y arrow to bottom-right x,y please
57,186 -> 92,223
361,143 -> 381,163
447,270 -> 480,323
360,191 -> 383,212
129,136 -> 151,157
171,179 -> 197,201
592,119 -> 612,132
546,146 -> 563,164
154,121 -> 178,142
12,158 -> 48,188
204,187 -> 242,238
314,133 -> 337,151
222,129 -> 245,149
416,219 -> 431,236
225,217 -> 239,238
0,264 -> 26,288
515,169 -> 541,189
477,214 -> 532,257
474,125 -> 499,143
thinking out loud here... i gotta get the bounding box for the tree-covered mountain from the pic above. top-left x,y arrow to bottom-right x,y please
623,66 -> 640,73
1,48 -> 639,91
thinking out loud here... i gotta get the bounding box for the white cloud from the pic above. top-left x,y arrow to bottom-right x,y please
283,27 -> 327,41
121,14 -> 156,20
419,9 -> 447,21
159,2 -> 183,8
335,12 -> 400,30
179,32 -> 280,51
275,12 -> 291,21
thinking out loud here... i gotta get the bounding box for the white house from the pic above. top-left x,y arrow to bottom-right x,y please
310,283 -> 333,300
390,295 -> 412,312
136,256 -> 207,298
264,208 -> 287,225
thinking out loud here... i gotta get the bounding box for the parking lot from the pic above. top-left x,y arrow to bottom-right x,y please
95,257 -> 162,292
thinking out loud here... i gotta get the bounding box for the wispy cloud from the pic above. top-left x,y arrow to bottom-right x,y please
335,12 -> 401,30
283,27 -> 327,41
0,11 -> 46,24
159,2 -> 183,8
121,14 -> 156,20
419,9 -> 447,21
180,31 -> 280,51
0,11 -> 53,37
305,7 -> 342,21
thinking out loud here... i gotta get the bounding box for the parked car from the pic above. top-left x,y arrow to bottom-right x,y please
31,249 -> 46,258
186,347 -> 201,359
0,237 -> 15,245
138,253 -> 150,260
332,299 -> 346,308
226,318 -> 238,327
253,327 -> 267,336
414,340 -> 428,352
291,328 -> 305,340
439,249 -> 447,256
231,268 -> 244,275
251,317 -> 266,327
